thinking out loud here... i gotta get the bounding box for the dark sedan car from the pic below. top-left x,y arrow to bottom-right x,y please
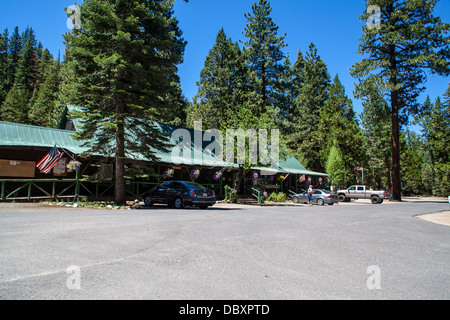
143,181 -> 216,209
292,189 -> 339,206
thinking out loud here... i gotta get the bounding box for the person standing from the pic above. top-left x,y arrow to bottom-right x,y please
308,185 -> 314,206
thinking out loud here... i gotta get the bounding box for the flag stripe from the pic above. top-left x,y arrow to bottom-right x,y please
36,146 -> 64,174
41,152 -> 64,174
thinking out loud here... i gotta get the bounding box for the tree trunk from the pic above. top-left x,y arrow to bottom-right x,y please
115,102 -> 126,205
372,167 -> 376,188
389,40 -> 401,201
232,166 -> 245,203
391,90 -> 401,201
385,154 -> 392,193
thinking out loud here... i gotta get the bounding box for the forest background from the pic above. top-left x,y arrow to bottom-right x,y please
0,0 -> 448,200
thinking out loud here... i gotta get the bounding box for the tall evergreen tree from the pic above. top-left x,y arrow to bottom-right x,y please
0,29 -> 8,105
280,49 -> 304,138
28,59 -> 61,127
414,90 -> 450,196
0,84 -> 30,123
351,0 -> 450,200
288,42 -> 330,173
426,94 -> 449,196
400,130 -> 423,195
319,75 -> 363,185
326,142 -> 346,189
190,27 -> 283,201
242,0 -> 287,115
1,28 -> 41,124
359,78 -> 392,189
64,0 -> 186,204
277,54 -> 295,134
14,31 -> 40,94
189,28 -> 249,130
5,27 -> 22,93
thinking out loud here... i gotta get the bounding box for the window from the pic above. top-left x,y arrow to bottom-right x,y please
159,182 -> 171,189
171,182 -> 185,190
357,186 -> 364,191
183,181 -> 206,189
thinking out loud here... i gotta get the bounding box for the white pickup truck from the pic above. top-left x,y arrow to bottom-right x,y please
336,185 -> 385,204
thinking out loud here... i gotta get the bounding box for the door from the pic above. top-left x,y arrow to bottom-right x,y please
313,190 -> 322,203
347,186 -> 356,197
355,186 -> 365,198
166,182 -> 182,202
153,182 -> 170,202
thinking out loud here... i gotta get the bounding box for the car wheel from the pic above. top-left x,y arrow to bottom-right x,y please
317,198 -> 325,206
144,195 -> 153,207
371,196 -> 380,204
293,196 -> 299,203
173,197 -> 184,209
338,194 -> 346,202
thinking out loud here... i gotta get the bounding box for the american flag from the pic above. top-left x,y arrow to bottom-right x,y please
298,174 -> 306,183
36,146 -> 65,174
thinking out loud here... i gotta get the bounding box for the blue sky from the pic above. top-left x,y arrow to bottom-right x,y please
1,0 -> 449,127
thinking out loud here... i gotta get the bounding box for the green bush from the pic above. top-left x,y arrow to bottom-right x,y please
265,192 -> 287,202
224,185 -> 238,203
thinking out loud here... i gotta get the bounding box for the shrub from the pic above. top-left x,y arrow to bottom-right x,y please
224,185 -> 238,203
265,192 -> 287,202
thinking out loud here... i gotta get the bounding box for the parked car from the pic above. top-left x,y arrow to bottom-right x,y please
292,189 -> 339,206
143,181 -> 216,209
336,185 -> 385,204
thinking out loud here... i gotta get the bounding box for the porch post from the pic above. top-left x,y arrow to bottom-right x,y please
75,170 -> 80,201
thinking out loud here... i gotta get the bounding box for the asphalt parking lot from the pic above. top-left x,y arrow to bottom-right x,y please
0,199 -> 449,300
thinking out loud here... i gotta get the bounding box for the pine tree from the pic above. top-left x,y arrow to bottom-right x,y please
351,0 -> 450,200
427,94 -> 449,196
288,42 -> 330,173
359,78 -> 392,189
14,31 -> 40,94
0,26 -> 58,125
280,49 -> 304,138
190,26 -> 282,201
1,28 -> 41,123
0,84 -> 30,123
277,55 -> 295,134
319,75 -> 363,185
400,131 -> 423,195
28,59 -> 61,127
5,27 -> 22,93
0,29 -> 8,105
326,143 -> 346,189
189,28 -> 249,130
242,0 -> 287,115
64,0 -> 186,204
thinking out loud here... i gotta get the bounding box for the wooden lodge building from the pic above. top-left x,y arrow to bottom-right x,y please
0,105 -> 327,202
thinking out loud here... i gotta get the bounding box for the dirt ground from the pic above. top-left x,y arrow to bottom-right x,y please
416,211 -> 450,227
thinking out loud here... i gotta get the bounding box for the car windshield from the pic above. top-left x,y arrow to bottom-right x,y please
183,181 -> 206,189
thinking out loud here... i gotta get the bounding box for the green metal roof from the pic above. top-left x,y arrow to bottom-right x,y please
1,106 -> 327,176
0,121 -> 86,154
277,156 -> 327,176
